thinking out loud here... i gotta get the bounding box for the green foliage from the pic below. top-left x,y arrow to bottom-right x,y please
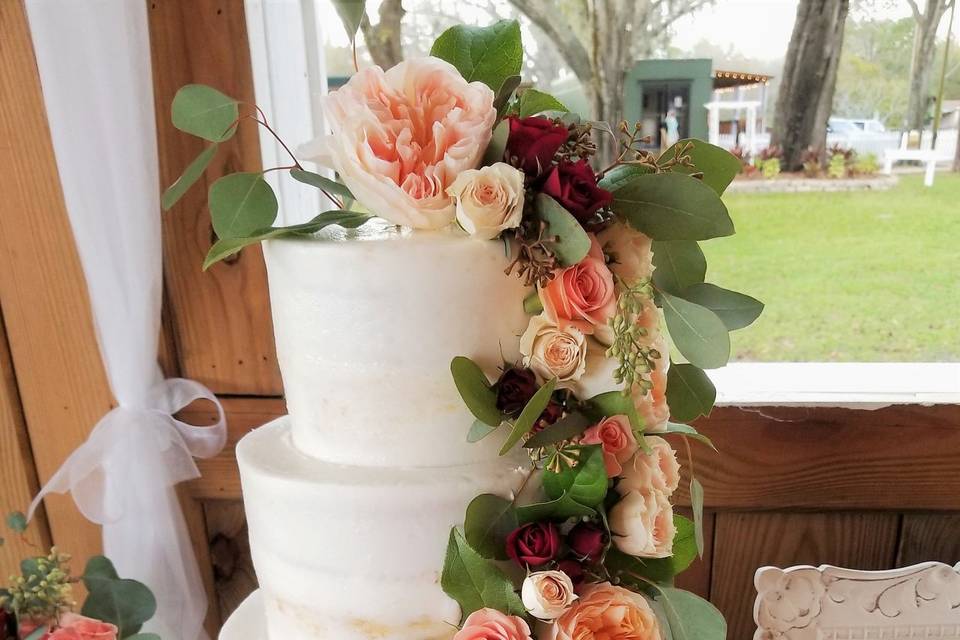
690,477 -> 705,557
6,512 -> 26,534
659,139 -> 741,195
522,291 -> 543,315
500,377 -> 557,455
598,164 -> 655,192
208,172 -> 278,239
516,89 -> 568,118
430,20 -> 523,93
331,0 -> 366,43
651,241 -> 706,294
535,194 -> 592,266
679,283 -> 763,331
606,279 -> 661,399
161,144 -> 218,211
542,445 -> 608,508
611,173 -> 735,241
6,549 -> 73,622
758,157 -> 781,179
171,85 -> 238,143
204,210 -> 371,270
828,153 -> 848,178
516,491 -> 596,524
467,419 -> 499,443
289,169 -> 354,201
440,529 -> 525,623
654,586 -> 726,640
665,364 -> 716,423
482,120 -> 510,166
660,422 -> 716,452
81,556 -> 157,639
853,152 -> 880,176
450,356 -> 502,427
657,292 -> 730,370
523,411 -> 592,449
464,494 -> 518,560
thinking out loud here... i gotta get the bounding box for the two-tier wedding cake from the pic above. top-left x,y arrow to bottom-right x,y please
165,16 -> 758,640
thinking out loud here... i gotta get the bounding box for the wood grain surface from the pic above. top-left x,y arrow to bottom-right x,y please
148,0 -> 281,395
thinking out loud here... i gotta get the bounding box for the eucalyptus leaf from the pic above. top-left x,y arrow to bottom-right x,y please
523,291 -> 543,315
658,292 -> 730,370
690,476 -> 705,558
542,445 -> 607,508
440,528 -> 526,623
331,0 -> 366,43
499,377 -> 556,455
209,172 -> 278,239
467,419 -> 499,443
597,163 -> 655,192
171,84 -> 238,143
482,119 -> 510,166
660,138 -> 741,195
6,511 -> 26,534
81,556 -> 156,638
651,241 -> 706,294
612,173 -> 734,241
665,363 -> 717,423
517,89 -> 568,118
451,356 -> 502,427
660,422 -> 716,452
464,494 -> 518,560
535,194 -> 591,266
290,169 -> 355,201
516,492 -> 595,524
161,143 -> 218,211
494,75 -> 522,115
654,587 -> 726,640
679,283 -> 764,331
523,411 -> 591,448
204,210 -> 371,270
430,20 -> 523,92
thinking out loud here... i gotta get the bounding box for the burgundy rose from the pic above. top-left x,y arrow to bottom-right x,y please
506,521 -> 560,567
531,401 -> 564,435
495,367 -> 537,417
567,521 -> 607,562
542,160 -> 613,223
506,116 -> 570,177
556,559 -> 586,587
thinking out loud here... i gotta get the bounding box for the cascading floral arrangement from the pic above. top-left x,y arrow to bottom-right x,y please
162,12 -> 762,640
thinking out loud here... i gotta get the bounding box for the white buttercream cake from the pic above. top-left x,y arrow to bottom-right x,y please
235,221 -> 532,639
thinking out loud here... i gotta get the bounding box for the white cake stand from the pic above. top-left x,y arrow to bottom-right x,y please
219,589 -> 266,639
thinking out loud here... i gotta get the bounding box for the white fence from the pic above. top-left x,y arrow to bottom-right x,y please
717,129 -> 958,164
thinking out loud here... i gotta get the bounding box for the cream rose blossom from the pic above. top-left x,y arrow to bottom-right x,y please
580,415 -> 638,477
548,582 -> 661,640
519,315 -> 588,384
453,608 -> 533,640
609,489 -> 675,558
447,163 -> 525,239
316,57 -> 496,229
521,570 -> 578,620
617,436 -> 681,495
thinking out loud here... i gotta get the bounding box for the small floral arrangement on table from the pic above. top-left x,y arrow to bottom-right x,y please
161,8 -> 763,639
0,513 -> 157,640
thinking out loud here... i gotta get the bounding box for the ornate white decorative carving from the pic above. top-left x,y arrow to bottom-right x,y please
754,562 -> 960,640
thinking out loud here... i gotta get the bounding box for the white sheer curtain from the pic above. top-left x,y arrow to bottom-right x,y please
25,2 -> 226,639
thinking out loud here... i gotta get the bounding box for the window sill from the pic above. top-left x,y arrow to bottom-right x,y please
709,362 -> 960,407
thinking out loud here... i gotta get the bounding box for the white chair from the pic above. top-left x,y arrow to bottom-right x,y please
754,562 -> 960,639
883,131 -> 938,187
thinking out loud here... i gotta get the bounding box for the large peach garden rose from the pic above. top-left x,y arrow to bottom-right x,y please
546,582 -> 661,640
316,57 -> 497,230
454,608 -> 533,640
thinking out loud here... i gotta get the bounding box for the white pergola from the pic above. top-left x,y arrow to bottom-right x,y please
705,100 -> 762,154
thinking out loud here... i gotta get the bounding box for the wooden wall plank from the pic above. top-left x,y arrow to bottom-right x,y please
205,500 -> 257,621
711,512 -> 899,639
148,0 -> 281,396
0,312 -> 51,575
673,404 -> 960,511
0,0 -> 107,565
897,514 -> 960,566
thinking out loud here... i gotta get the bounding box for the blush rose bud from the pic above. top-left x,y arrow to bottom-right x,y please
567,521 -> 607,562
506,521 -> 560,567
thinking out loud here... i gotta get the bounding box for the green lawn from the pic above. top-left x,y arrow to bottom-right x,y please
702,173 -> 960,362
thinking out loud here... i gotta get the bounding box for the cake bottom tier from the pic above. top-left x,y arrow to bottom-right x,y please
236,417 -> 530,640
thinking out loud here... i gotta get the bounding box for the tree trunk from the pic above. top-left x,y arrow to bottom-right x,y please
588,2 -> 632,163
906,0 -> 953,132
772,0 -> 850,171
360,0 -> 405,70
